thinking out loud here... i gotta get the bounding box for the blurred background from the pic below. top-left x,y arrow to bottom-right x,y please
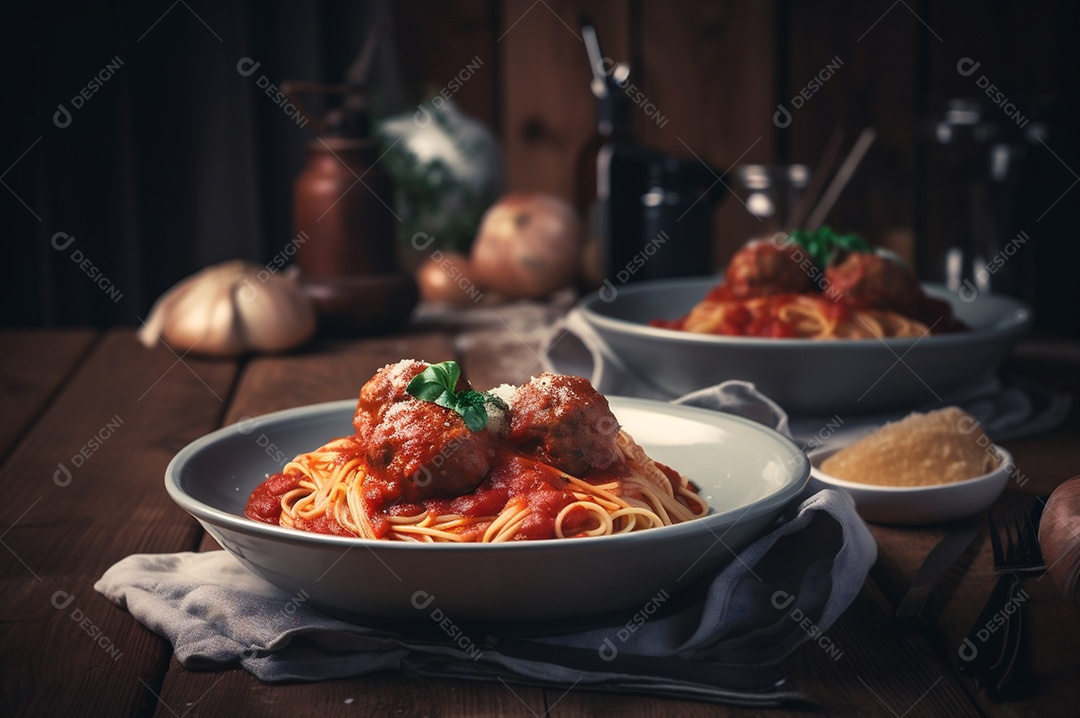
3,0 -> 1077,336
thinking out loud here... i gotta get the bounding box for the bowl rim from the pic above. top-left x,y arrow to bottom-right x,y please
165,396 -> 812,552
807,444 -> 1013,494
578,276 -> 1033,349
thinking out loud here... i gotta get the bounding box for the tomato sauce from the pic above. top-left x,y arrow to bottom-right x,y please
430,453 -> 628,540
650,287 -> 879,339
245,433 -> 637,540
293,513 -> 353,536
245,472 -> 301,525
649,316 -> 685,330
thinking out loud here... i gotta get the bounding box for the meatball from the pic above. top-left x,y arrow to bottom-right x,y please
365,399 -> 494,504
824,252 -> 921,317
353,359 -> 429,436
353,359 -> 494,503
915,294 -> 968,333
509,373 -> 620,476
725,240 -> 815,299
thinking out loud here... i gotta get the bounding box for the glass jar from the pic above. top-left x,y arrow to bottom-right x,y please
734,164 -> 811,241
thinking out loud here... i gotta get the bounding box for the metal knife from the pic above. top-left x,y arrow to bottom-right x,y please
895,518 -> 982,619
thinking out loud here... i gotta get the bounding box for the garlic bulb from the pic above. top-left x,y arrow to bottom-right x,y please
137,261 -> 316,357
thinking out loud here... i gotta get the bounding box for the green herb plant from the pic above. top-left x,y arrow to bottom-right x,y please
405,361 -> 506,432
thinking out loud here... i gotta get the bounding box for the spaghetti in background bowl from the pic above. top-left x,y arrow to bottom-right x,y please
578,277 -> 1032,415
166,397 -> 810,624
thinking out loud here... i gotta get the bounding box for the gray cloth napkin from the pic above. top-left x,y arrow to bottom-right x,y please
544,306 -> 1071,445
95,384 -> 876,706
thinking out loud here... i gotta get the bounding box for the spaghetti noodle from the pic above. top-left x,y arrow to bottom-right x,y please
675,292 -> 929,339
653,230 -> 965,339
245,362 -> 709,542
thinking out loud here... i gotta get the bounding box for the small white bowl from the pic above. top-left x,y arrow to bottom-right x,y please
808,445 -> 1013,525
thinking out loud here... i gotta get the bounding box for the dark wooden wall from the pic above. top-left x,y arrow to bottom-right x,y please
391,0 -> 1079,335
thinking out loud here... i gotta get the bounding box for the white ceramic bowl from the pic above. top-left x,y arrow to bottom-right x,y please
808,445 -> 1012,525
578,278 -> 1031,415
166,397 -> 810,625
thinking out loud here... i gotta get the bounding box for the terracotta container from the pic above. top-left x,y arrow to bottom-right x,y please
293,138 -> 397,278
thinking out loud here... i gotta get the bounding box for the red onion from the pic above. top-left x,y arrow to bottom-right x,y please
416,252 -> 480,306
1039,475 -> 1080,606
470,193 -> 582,299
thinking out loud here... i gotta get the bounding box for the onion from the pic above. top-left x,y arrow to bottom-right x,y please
416,252 -> 482,306
1039,474 -> 1080,605
470,193 -> 582,299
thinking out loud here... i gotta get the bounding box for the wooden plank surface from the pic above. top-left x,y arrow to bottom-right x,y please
549,578 -> 979,718
813,581 -> 980,717
1000,342 -> 1080,496
4,327 -> 1075,716
785,0 -> 919,264
500,0 -> 631,198
636,0 -> 777,269
393,0 -> 499,132
0,329 -> 97,461
154,660 -> 548,718
220,334 -> 459,422
870,510 -> 1080,716
0,330 -> 238,716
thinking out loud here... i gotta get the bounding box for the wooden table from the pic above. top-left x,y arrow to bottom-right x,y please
2,317 -> 1078,717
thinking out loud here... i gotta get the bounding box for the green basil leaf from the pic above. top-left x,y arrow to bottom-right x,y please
407,378 -> 448,402
407,361 -> 461,399
433,391 -> 458,411
460,403 -> 488,432
429,361 -> 460,391
457,390 -> 485,405
405,361 -> 492,432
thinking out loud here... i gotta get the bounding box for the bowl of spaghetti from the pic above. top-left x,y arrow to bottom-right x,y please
579,232 -> 1031,414
165,361 -> 810,623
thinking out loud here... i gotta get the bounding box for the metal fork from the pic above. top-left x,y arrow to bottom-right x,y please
957,503 -> 1046,697
986,504 -> 1046,697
